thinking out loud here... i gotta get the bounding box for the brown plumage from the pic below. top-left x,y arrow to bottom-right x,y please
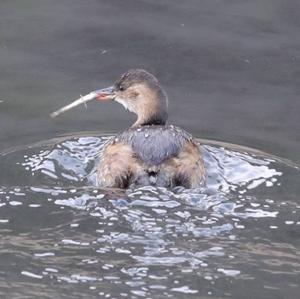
97,125 -> 205,188
50,69 -> 205,188
93,69 -> 205,189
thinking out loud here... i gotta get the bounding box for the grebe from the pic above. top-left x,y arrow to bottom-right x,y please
51,69 -> 205,188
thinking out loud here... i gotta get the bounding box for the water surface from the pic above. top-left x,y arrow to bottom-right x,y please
0,0 -> 299,298
0,134 -> 299,298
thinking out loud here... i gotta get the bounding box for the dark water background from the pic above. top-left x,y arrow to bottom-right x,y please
0,1 -> 300,298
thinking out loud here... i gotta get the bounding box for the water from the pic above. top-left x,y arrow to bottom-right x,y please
1,0 -> 300,298
0,134 -> 299,298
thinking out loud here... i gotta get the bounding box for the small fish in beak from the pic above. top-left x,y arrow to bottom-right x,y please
50,86 -> 115,118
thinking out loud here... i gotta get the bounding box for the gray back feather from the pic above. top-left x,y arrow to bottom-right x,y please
115,125 -> 193,165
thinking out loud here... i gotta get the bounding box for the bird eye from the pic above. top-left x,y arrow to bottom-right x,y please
119,85 -> 125,91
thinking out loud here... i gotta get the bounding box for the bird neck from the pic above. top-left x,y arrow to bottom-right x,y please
133,111 -> 168,127
132,89 -> 168,127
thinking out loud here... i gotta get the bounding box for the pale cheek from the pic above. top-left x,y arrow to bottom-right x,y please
115,97 -> 136,113
125,90 -> 139,100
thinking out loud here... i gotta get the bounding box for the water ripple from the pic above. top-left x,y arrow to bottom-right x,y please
0,134 -> 299,298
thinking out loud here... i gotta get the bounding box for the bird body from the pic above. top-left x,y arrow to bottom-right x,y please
51,69 -> 206,189
97,124 -> 205,189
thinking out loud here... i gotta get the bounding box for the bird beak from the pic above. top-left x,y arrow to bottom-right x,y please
92,86 -> 116,101
50,86 -> 115,118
